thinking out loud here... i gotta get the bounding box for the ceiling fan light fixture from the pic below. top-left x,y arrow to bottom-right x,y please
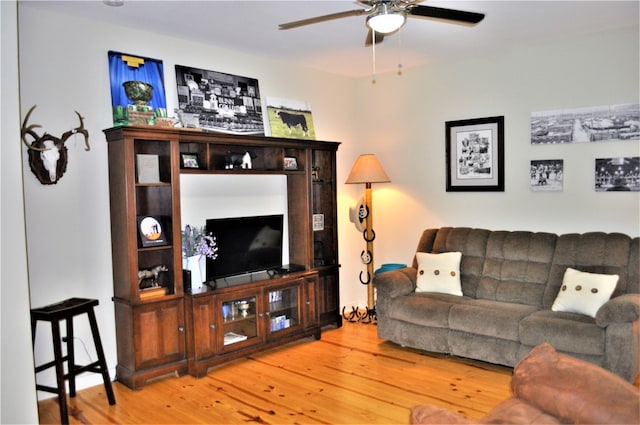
366,4 -> 405,34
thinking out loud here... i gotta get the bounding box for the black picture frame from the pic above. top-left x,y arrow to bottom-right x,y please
137,215 -> 168,248
446,116 -> 505,192
180,152 -> 200,169
284,156 -> 298,170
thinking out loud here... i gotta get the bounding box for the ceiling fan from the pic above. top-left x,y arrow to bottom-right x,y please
279,0 -> 485,46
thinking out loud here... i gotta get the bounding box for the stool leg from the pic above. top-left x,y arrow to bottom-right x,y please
87,309 -> 116,405
66,316 -> 76,398
31,315 -> 37,344
51,321 -> 69,425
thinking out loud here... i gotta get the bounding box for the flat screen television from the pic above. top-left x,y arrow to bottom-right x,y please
205,214 -> 284,281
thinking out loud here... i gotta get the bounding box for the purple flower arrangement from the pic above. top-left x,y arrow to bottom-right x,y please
181,225 -> 219,260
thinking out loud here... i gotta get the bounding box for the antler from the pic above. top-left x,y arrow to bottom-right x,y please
21,105 -> 48,152
61,111 -> 90,151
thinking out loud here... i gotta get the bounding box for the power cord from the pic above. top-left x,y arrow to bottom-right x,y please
61,336 -> 93,362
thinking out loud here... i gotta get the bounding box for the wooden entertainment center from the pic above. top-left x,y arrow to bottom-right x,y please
104,125 -> 341,389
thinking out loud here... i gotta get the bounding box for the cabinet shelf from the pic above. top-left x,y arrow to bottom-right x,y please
222,313 -> 256,324
138,245 -> 173,252
135,181 -> 172,187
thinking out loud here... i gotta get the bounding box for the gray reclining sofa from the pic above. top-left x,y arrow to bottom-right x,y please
375,227 -> 640,381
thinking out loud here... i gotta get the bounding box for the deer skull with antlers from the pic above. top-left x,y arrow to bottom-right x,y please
21,105 -> 90,184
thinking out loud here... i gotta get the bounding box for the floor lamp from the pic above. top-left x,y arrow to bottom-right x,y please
344,154 -> 390,323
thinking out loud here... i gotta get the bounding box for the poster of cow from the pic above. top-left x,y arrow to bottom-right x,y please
175,65 -> 264,135
266,97 -> 316,140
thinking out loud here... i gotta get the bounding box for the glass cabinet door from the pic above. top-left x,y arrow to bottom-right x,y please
266,283 -> 301,335
218,292 -> 260,350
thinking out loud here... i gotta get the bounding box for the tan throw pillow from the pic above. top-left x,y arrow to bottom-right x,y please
551,267 -> 618,318
415,252 -> 463,296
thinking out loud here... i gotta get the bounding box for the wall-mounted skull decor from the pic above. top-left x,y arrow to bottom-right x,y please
21,105 -> 90,185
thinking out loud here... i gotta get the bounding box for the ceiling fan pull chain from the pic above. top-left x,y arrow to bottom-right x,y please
397,28 -> 403,76
371,29 -> 377,84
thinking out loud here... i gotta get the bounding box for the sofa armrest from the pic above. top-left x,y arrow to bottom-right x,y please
374,267 -> 417,299
595,294 -> 640,327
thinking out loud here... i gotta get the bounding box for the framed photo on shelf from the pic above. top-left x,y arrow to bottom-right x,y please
137,215 -> 168,248
446,116 -> 504,192
284,156 -> 299,170
180,152 -> 200,169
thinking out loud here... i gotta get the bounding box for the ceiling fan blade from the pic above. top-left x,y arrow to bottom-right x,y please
279,9 -> 368,30
408,5 -> 485,24
365,29 -> 385,46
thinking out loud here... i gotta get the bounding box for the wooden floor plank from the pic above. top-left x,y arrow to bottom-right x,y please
37,322 -> 513,424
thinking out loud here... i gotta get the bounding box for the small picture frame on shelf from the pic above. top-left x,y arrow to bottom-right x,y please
180,152 -> 200,169
137,215 -> 168,248
136,154 -> 160,183
284,156 -> 298,170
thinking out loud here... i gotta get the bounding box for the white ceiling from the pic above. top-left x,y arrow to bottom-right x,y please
20,0 -> 640,77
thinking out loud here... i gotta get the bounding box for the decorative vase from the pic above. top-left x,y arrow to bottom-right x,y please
185,255 -> 205,290
123,80 -> 153,106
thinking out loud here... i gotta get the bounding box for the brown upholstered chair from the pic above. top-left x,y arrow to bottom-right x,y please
411,343 -> 640,425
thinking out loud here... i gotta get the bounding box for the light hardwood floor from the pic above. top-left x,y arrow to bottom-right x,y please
37,322 -> 513,424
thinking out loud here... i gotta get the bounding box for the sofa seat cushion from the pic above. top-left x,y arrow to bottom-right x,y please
449,299 -> 539,341
519,310 -> 604,355
388,293 -> 470,328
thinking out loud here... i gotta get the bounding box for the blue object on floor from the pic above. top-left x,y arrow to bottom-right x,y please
374,263 -> 407,275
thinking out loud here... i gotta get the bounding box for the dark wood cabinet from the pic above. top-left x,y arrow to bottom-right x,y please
113,298 -> 187,390
105,126 -> 340,389
185,271 -> 319,378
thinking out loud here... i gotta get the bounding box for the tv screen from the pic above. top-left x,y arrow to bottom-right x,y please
205,214 -> 284,280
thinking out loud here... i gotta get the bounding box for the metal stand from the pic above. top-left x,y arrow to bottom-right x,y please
344,182 -> 378,325
342,305 -> 376,324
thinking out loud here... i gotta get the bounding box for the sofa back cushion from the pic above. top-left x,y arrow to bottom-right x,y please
413,227 -> 489,297
478,231 -> 557,307
543,232 -> 636,309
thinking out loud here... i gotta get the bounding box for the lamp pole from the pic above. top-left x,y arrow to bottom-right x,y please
364,182 -> 375,313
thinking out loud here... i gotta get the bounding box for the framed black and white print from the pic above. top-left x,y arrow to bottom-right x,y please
446,116 -> 504,192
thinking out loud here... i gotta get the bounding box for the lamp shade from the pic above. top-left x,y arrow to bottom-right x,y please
345,154 -> 391,184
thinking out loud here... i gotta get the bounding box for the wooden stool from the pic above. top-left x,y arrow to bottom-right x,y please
31,298 -> 116,424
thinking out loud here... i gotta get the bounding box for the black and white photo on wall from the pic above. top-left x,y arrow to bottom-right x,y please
595,157 -> 640,192
175,64 -> 264,135
531,103 -> 639,144
446,116 -> 504,192
530,159 -> 563,192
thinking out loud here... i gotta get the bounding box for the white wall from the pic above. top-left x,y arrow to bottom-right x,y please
1,1 -> 39,422
15,2 -> 640,404
16,4 -> 357,397
344,26 -> 640,278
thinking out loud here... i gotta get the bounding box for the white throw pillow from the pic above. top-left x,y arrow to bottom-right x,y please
415,252 -> 463,296
551,267 -> 618,318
